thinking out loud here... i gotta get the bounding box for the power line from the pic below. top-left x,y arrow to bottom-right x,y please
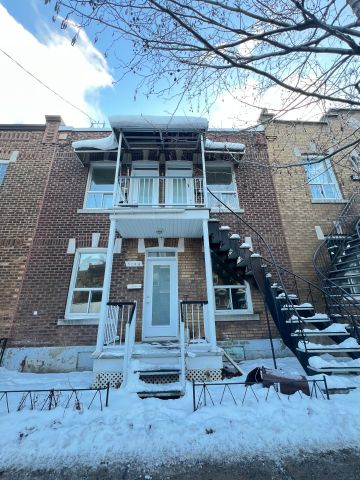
0,47 -> 96,124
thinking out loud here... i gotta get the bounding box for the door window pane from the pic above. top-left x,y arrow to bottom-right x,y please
152,265 -> 171,325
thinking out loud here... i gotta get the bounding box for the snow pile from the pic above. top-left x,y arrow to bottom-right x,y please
2,358 -> 360,470
72,133 -> 118,151
205,139 -> 245,152
109,115 -> 208,131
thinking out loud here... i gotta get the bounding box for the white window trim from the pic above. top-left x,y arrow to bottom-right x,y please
214,281 -> 253,315
304,157 -> 342,200
83,162 -> 116,210
0,160 -> 9,186
206,161 -> 241,212
65,248 -> 107,320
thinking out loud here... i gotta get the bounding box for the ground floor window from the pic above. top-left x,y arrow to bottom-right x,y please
66,249 -> 106,318
213,272 -> 253,314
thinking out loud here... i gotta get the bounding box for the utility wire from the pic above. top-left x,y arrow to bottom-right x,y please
0,47 -> 96,125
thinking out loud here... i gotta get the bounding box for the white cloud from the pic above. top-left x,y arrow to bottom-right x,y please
0,5 -> 113,126
209,77 -> 332,129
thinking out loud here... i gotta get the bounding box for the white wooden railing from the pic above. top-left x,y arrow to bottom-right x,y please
180,300 -> 209,344
104,302 -> 137,346
116,176 -> 205,208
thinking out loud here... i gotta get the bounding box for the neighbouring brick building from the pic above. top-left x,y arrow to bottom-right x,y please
1,111 -> 359,391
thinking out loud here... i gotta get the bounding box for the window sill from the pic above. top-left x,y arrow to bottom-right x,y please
215,312 -> 259,321
58,318 -> 99,326
311,199 -> 348,204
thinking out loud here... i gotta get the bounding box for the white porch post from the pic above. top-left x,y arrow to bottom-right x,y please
95,217 -> 116,354
202,218 -> 217,350
200,134 -> 209,208
112,132 -> 122,207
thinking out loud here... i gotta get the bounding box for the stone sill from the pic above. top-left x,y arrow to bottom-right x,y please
311,199 -> 348,204
58,318 -> 99,326
215,313 -> 259,321
210,209 -> 244,214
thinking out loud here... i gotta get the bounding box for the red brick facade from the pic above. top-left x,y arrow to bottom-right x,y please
1,119 -> 292,352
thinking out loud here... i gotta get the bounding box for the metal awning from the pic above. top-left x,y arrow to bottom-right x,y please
109,115 -> 208,151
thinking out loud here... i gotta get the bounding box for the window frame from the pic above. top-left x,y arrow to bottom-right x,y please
304,157 -> 342,201
214,280 -> 253,315
205,161 -> 240,211
83,162 -> 116,209
65,248 -> 107,320
0,160 -> 9,187
350,151 -> 360,180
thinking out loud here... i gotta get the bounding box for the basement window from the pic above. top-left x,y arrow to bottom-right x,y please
304,158 -> 342,200
213,273 -> 253,314
206,163 -> 240,211
65,249 -> 106,319
84,164 -> 115,209
0,161 -> 9,186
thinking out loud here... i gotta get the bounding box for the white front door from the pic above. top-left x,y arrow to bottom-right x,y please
143,253 -> 178,338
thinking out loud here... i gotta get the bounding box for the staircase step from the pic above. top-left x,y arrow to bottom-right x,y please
297,337 -> 360,353
286,313 -> 330,324
137,381 -> 184,398
328,274 -> 360,281
308,355 -> 360,373
291,323 -> 350,337
136,369 -> 181,375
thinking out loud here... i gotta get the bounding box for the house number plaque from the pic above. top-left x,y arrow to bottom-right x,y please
125,261 -> 143,267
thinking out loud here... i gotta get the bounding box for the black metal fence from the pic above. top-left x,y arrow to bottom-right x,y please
0,383 -> 110,414
192,378 -> 330,411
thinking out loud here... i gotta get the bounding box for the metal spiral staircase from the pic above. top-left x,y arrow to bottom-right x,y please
208,190 -> 360,375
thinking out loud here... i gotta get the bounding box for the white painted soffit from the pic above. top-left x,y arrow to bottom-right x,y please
72,133 -> 118,151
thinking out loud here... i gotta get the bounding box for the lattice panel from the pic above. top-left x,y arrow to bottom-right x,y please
93,372 -> 123,388
140,374 -> 179,384
186,369 -> 222,382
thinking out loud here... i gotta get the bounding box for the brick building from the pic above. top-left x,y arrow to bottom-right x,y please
1,111 -> 359,393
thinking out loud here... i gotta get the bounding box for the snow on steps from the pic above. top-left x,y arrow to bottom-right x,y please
291,323 -> 350,337
286,313 -> 330,324
309,354 -> 360,373
298,337 -> 360,353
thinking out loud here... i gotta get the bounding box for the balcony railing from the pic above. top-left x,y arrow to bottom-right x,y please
115,176 -> 205,208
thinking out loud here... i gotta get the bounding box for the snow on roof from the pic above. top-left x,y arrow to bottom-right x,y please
205,139 -> 245,152
109,115 -> 208,131
72,133 -> 118,151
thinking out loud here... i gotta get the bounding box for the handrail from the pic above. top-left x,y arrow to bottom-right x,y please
122,301 -> 137,387
180,300 -> 209,343
313,192 -> 360,321
207,188 -> 360,344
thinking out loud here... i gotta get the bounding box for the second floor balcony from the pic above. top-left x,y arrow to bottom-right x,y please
116,175 -> 205,209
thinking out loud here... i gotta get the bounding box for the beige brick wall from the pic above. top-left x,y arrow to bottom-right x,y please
263,109 -> 360,299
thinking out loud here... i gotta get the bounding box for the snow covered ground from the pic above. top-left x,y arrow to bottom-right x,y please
1,356 -> 360,472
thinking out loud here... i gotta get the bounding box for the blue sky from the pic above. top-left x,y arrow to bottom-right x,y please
0,0 -> 197,127
0,0 -> 328,128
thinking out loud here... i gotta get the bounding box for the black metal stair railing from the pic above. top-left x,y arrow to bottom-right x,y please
313,192 -> 360,324
206,189 -> 360,373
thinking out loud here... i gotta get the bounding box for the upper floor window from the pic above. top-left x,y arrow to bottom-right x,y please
304,158 -> 342,200
206,163 -> 240,211
84,164 -> 115,209
0,161 -> 9,186
350,151 -> 360,180
66,250 -> 106,319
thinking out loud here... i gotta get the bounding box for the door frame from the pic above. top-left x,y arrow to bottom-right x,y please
142,248 -> 179,339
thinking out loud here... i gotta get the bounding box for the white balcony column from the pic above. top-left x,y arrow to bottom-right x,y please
202,218 -> 217,350
112,132 -> 123,207
95,217 -> 117,354
200,134 -> 209,208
